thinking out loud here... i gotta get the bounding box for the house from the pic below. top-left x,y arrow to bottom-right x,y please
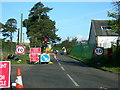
88,20 -> 119,48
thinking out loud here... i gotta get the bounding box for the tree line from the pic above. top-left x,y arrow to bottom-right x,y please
0,1 -> 119,49
0,2 -> 61,48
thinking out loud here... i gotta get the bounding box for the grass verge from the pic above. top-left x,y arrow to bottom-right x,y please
3,54 -> 29,64
67,55 -> 120,73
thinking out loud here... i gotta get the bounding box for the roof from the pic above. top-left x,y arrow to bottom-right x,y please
92,20 -> 118,36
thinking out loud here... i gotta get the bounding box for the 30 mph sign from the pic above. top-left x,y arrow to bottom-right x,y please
16,46 -> 26,54
94,47 -> 104,56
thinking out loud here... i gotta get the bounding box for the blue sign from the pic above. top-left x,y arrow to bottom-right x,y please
40,53 -> 50,62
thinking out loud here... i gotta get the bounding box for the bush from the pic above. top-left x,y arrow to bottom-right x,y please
86,46 -> 120,67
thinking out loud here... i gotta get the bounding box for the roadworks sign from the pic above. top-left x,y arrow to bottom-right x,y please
30,48 -> 41,54
40,53 -> 50,63
30,54 -> 39,62
0,61 -> 11,88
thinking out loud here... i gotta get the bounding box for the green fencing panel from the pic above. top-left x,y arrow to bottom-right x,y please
71,44 -> 95,60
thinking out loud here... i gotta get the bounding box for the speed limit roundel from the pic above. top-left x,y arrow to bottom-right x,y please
94,47 -> 104,56
16,46 -> 26,54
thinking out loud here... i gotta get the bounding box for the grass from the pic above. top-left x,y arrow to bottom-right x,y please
3,54 -> 29,64
102,67 -> 120,73
67,54 -> 120,73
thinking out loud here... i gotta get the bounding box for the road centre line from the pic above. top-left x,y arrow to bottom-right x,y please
58,62 -> 79,87
58,63 -> 65,71
61,66 -> 65,71
67,74 -> 79,87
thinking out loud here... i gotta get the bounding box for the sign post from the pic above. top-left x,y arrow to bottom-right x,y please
0,61 -> 11,88
94,47 -> 104,56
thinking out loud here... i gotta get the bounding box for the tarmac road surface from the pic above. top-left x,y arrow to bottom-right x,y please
10,55 -> 119,89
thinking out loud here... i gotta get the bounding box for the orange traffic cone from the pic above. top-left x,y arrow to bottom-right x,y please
15,68 -> 24,89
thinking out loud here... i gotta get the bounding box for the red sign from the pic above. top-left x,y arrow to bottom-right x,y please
30,54 -> 39,62
16,46 -> 26,54
108,48 -> 113,56
44,39 -> 48,42
30,48 -> 41,54
0,61 -> 11,88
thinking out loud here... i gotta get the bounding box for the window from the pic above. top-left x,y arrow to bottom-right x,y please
101,26 -> 112,30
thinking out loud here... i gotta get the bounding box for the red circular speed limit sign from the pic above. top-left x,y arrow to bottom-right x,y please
94,47 -> 104,56
16,46 -> 26,54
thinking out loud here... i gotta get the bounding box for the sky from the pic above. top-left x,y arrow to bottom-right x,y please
0,0 -> 117,43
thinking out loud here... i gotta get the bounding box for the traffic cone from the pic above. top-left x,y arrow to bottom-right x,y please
15,68 -> 24,89
53,53 -> 57,60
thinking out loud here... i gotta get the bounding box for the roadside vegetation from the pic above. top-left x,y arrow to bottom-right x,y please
6,55 -> 29,64
68,46 -> 120,73
1,39 -> 30,64
54,40 -> 120,73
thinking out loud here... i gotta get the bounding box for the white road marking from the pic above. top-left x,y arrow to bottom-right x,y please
67,74 -> 79,87
61,66 -> 65,71
58,62 -> 61,66
58,62 -> 79,87
99,86 -> 108,90
58,63 -> 65,71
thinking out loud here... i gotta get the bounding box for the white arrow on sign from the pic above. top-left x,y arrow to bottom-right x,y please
41,53 -> 50,62
42,55 -> 48,61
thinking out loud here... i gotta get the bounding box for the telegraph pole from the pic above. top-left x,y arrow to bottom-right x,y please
23,33 -> 25,44
19,13 -> 23,44
118,1 -> 120,16
17,28 -> 20,44
116,1 -> 120,46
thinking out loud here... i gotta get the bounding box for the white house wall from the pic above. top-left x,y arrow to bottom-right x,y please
97,36 -> 118,48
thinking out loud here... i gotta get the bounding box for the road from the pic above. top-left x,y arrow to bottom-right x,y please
11,55 -> 119,89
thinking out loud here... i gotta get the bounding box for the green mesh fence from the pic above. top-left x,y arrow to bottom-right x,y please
2,41 -> 30,59
2,42 -> 16,59
71,44 -> 95,60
